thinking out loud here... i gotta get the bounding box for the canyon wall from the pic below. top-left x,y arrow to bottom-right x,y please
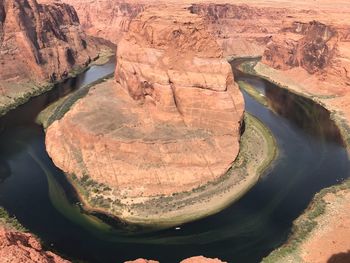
64,0 -> 350,61
188,3 -> 289,57
262,20 -> 350,86
63,0 -> 145,44
0,0 -> 97,84
64,0 -> 281,56
46,6 -> 244,200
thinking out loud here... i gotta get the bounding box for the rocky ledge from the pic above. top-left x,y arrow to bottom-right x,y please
0,226 -> 69,263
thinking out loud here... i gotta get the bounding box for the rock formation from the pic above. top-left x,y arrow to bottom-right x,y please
0,226 -> 69,263
180,256 -> 226,263
125,259 -> 159,263
64,0 -> 145,44
262,20 -> 350,81
45,6 -> 244,204
0,0 -> 97,83
259,18 -> 350,119
124,256 -> 226,263
188,3 -> 289,57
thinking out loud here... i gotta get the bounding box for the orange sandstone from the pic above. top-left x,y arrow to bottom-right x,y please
0,0 -> 99,115
0,226 -> 69,263
0,0 -> 97,83
45,6 -> 244,209
180,256 -> 227,263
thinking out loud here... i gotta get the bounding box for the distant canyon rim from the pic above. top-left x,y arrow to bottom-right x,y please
0,0 -> 349,262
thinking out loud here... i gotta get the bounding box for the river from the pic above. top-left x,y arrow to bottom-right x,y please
0,59 -> 348,263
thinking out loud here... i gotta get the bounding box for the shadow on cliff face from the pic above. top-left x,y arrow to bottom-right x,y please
327,251 -> 350,263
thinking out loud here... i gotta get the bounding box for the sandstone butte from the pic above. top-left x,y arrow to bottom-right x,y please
48,0 -> 349,262
46,6 -> 244,200
0,0 -> 99,115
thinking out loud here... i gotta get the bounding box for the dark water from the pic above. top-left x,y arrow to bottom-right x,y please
0,59 -> 348,263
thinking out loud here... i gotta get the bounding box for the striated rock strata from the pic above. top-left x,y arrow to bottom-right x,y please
0,0 -> 98,114
262,20 -> 350,88
63,0 -> 145,44
46,6 -> 244,207
0,0 -> 97,82
0,226 -> 69,263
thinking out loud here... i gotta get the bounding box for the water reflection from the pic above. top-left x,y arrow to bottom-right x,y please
265,85 -> 343,145
0,57 -> 115,129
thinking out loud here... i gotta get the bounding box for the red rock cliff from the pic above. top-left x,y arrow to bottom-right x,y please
0,0 -> 97,83
261,20 -> 350,92
263,21 -> 338,73
0,226 -> 69,263
63,0 -> 145,44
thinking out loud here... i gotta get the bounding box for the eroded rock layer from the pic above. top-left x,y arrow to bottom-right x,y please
64,0 -> 145,44
0,0 -> 97,83
46,6 -> 244,199
262,20 -> 350,84
0,226 -> 69,263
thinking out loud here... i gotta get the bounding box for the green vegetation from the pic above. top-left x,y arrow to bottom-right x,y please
0,207 -> 27,232
69,173 -> 119,212
333,114 -> 350,152
243,113 -> 278,175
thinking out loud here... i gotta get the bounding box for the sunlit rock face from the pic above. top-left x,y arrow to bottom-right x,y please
0,226 -> 70,263
263,21 -> 338,73
0,0 -> 97,83
62,0 -> 145,44
46,6 -> 244,199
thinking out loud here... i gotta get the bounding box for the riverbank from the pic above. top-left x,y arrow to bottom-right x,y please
237,60 -> 350,263
36,73 -> 114,129
43,94 -> 277,228
0,48 -> 114,117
